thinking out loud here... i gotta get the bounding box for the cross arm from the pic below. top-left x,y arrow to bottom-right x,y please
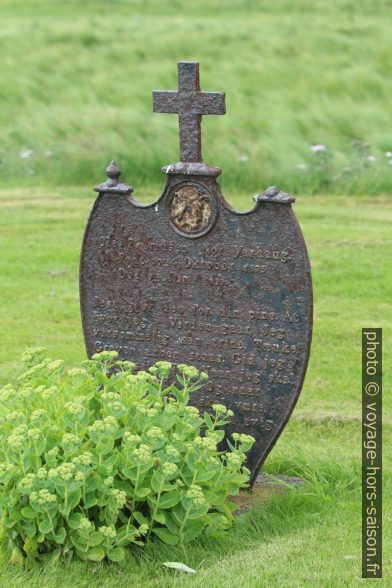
152,90 -> 179,113
197,92 -> 226,115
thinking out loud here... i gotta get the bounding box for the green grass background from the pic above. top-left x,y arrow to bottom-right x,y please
1,0 -> 392,193
0,0 -> 391,585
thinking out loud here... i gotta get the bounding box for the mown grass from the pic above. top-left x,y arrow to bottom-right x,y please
1,0 -> 392,193
0,187 -> 391,585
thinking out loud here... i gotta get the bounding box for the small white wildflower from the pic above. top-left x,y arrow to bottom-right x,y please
238,155 -> 249,162
20,149 -> 34,160
310,144 -> 326,153
385,151 -> 392,158
367,155 -> 376,163
296,163 -> 307,170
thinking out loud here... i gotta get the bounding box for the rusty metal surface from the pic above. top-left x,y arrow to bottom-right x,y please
80,62 -> 312,484
153,61 -> 225,162
80,167 -> 312,484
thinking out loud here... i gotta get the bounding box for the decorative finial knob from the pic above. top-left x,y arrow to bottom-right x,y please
93,161 -> 133,195
106,161 -> 121,183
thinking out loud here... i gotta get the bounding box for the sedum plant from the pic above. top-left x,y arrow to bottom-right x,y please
0,348 -> 255,564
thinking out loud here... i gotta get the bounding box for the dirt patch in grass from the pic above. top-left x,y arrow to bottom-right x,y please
231,474 -> 303,514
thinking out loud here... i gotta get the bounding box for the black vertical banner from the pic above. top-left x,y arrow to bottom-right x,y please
362,328 -> 382,578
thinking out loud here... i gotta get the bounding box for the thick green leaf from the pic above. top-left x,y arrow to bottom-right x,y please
108,547 -> 125,562
135,487 -> 151,498
153,511 -> 166,525
68,488 -> 81,510
87,547 -> 105,561
21,506 -> 36,520
182,518 -> 206,542
159,490 -> 181,509
187,503 -> 209,519
164,513 -> 179,535
39,519 -> 53,534
67,513 -> 83,529
86,474 -> 100,493
89,531 -> 103,546
54,526 -> 66,544
58,503 -> 71,517
152,527 -> 178,545
133,511 -> 149,526
151,470 -> 164,493
20,520 -> 36,538
84,496 -> 97,509
122,467 -> 137,482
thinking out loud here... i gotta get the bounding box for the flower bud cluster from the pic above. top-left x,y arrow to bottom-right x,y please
46,447 -> 59,460
78,517 -> 93,531
226,453 -> 243,468
30,489 -> 56,505
41,386 -> 57,400
232,433 -> 255,444
165,445 -> 179,458
75,471 -> 85,482
67,368 -> 86,377
47,360 -> 64,372
0,462 -> 13,477
37,467 -> 47,480
0,385 -> 16,402
27,428 -> 41,440
186,484 -> 206,505
107,401 -> 124,413
132,444 -> 151,464
101,392 -> 119,402
146,426 -> 164,440
99,525 -> 116,539
62,433 -> 79,447
162,462 -> 178,477
31,409 -> 46,421
49,462 -> 75,481
18,473 -> 36,491
123,432 -> 140,445
65,402 -> 84,417
177,364 -> 199,379
21,347 -> 46,366
88,415 -> 117,433
112,488 -> 126,508
92,350 -> 119,361
153,361 -> 172,378
72,452 -> 93,466
8,434 -> 25,450
185,406 -> 199,417
194,436 -> 217,452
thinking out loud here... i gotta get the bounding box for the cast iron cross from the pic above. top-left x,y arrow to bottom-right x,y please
153,61 -> 226,162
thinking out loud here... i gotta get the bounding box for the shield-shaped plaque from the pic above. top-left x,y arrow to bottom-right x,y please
80,62 -> 312,484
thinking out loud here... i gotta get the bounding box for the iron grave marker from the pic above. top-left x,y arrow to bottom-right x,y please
80,61 -> 312,484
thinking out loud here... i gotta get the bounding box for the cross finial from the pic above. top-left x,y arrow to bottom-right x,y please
153,61 -> 226,163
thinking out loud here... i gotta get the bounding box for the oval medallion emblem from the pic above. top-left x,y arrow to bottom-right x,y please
167,182 -> 217,238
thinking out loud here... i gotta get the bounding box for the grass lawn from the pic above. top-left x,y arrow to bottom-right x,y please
1,0 -> 392,194
0,186 -> 390,586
